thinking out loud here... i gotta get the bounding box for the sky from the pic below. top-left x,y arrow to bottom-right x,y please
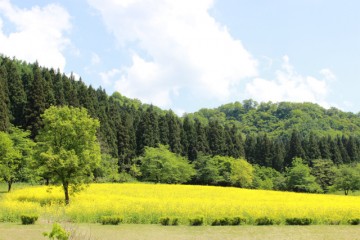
0,0 -> 359,115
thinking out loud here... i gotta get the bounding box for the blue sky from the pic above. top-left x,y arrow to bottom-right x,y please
0,0 -> 359,114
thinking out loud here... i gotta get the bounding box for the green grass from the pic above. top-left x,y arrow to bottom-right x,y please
1,223 -> 360,240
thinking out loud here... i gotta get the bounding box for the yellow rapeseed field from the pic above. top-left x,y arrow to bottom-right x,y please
0,183 -> 359,224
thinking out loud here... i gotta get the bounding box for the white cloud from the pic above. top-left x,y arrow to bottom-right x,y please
246,56 -> 333,108
88,0 -> 257,108
0,0 -> 71,71
91,52 -> 100,65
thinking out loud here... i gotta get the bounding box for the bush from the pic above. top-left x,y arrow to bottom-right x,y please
189,217 -> 204,226
159,217 -> 179,226
211,217 -> 246,226
255,217 -> 274,225
20,215 -> 38,225
285,217 -> 313,225
231,217 -> 246,226
43,223 -> 70,240
349,218 -> 360,225
100,215 -> 123,225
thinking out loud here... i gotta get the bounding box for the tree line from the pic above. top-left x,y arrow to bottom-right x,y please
1,55 -> 360,198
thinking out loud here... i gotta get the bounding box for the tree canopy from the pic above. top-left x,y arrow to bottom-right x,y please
36,106 -> 101,204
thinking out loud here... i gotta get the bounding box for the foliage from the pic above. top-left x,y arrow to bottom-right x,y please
286,158 -> 322,193
311,159 -> 337,192
0,127 -> 33,192
20,214 -> 38,225
159,217 -> 179,226
332,164 -> 360,195
139,145 -> 195,183
100,215 -> 123,225
229,158 -> 254,188
255,217 -> 274,225
252,165 -> 286,190
43,223 -> 70,240
189,217 -> 204,226
211,217 -> 246,226
35,106 -> 101,204
285,217 -> 313,225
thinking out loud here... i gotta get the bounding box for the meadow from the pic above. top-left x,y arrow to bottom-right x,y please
0,183 -> 360,225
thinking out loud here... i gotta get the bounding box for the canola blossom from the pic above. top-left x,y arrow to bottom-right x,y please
0,183 -> 359,224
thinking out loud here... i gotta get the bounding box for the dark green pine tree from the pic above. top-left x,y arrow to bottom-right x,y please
207,118 -> 226,156
136,106 -> 159,154
224,126 -> 235,157
285,129 -> 305,167
0,64 -> 10,132
53,69 -> 66,106
229,124 -> 245,159
62,73 -> 79,107
329,137 -> 343,165
42,68 -> 56,108
5,59 -> 27,127
255,134 -> 272,167
24,63 -> 47,138
319,136 -> 331,160
166,110 -> 182,154
194,118 -> 209,155
118,111 -> 137,170
346,136 -> 359,163
158,115 -> 169,145
182,115 -> 198,161
306,132 -> 321,161
337,136 -> 350,164
271,139 -> 286,171
245,134 -> 257,164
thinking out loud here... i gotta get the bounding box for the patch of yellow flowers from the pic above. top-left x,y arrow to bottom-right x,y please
1,183 -> 359,224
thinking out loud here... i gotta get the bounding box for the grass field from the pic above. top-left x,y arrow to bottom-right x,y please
1,223 -> 360,240
1,183 -> 360,225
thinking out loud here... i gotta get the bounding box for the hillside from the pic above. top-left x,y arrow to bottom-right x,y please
1,55 -> 360,172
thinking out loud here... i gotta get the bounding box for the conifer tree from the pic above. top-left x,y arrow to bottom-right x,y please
25,63 -> 46,137
285,129 -> 305,167
166,110 -> 182,154
207,119 -> 226,156
0,65 -> 10,132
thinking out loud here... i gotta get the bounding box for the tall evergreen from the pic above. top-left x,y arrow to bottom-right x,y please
285,129 -> 305,167
194,118 -> 209,154
271,140 -> 285,171
337,136 -> 350,164
230,124 -> 245,158
166,110 -> 182,154
0,64 -> 10,131
319,136 -> 331,160
207,119 -> 226,156
159,115 -> 169,145
306,132 -> 321,161
53,69 -> 66,106
24,63 -> 46,137
5,59 -> 27,127
245,134 -> 257,164
182,115 -> 198,161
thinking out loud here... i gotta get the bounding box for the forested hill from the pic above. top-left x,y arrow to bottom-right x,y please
1,55 -> 360,171
191,100 -> 360,138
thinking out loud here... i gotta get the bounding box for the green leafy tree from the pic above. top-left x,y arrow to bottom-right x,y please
139,145 -> 195,184
253,165 -> 285,190
193,153 -> 223,185
0,131 -> 20,191
36,106 -> 101,204
229,158 -> 254,188
333,164 -> 360,195
0,127 -> 34,191
311,159 -> 337,192
286,158 -> 322,193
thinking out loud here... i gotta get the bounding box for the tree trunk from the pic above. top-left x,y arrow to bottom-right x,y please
7,181 -> 12,192
345,189 -> 349,195
63,183 -> 70,205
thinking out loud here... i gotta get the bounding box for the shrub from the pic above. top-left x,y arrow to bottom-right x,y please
100,215 -> 123,225
43,223 -> 70,240
159,217 -> 179,226
159,217 -> 170,226
255,217 -> 274,225
211,217 -> 246,226
349,218 -> 360,225
189,217 -> 204,226
20,215 -> 38,225
285,217 -> 313,225
231,217 -> 246,226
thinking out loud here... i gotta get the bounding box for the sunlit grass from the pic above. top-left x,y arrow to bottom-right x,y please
0,183 -> 359,225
